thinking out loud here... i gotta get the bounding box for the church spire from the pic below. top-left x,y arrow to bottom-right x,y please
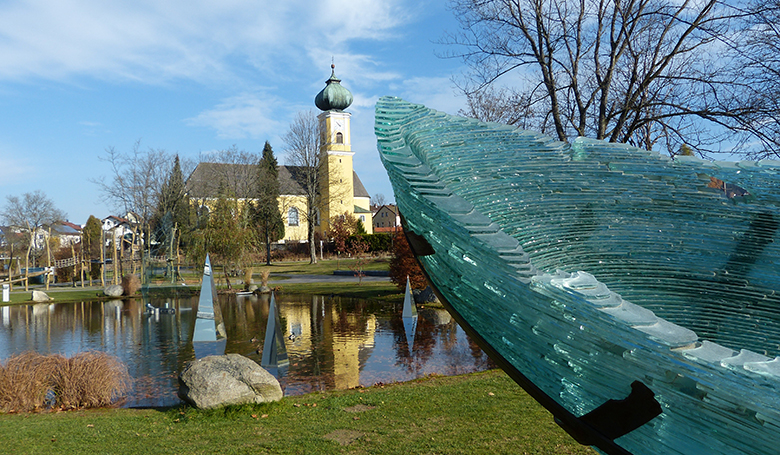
315,64 -> 353,111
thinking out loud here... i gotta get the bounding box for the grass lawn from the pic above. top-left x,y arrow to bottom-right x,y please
256,256 -> 391,275
0,369 -> 596,455
0,258 -> 395,306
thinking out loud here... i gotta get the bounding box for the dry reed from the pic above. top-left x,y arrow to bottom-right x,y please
260,269 -> 271,287
121,274 -> 141,296
0,351 -> 131,412
243,267 -> 254,287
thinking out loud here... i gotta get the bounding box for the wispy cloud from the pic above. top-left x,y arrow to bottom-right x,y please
185,92 -> 287,139
0,0 -> 413,86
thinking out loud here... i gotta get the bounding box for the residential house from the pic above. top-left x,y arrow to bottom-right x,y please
372,204 -> 401,233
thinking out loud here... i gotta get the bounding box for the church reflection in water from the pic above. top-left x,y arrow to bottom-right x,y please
0,293 -> 493,407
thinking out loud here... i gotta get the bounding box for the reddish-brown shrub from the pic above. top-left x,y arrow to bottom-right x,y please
389,229 -> 427,290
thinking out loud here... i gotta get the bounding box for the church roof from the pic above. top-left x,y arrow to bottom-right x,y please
353,171 -> 369,198
185,162 -> 368,199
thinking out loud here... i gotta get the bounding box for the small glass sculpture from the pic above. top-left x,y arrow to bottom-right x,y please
376,96 -> 780,455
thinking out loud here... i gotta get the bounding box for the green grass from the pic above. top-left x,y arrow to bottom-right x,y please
0,370 -> 596,455
0,258 -> 394,306
257,257 -> 391,275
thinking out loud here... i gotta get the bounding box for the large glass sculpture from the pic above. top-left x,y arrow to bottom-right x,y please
375,96 -> 780,455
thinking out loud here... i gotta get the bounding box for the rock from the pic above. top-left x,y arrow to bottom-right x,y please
178,354 -> 283,409
104,284 -> 124,297
247,284 -> 258,293
415,285 -> 440,304
31,290 -> 52,302
258,285 -> 272,294
121,274 -> 141,296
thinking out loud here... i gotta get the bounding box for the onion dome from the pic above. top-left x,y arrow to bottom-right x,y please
315,64 -> 353,111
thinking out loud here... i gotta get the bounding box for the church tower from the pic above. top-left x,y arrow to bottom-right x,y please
315,64 -> 355,233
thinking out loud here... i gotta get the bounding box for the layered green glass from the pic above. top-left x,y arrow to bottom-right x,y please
376,96 -> 780,455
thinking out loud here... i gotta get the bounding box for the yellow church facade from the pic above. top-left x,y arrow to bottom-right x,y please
186,66 -> 372,243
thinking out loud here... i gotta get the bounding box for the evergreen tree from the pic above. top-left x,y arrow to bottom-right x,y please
153,155 -> 192,256
83,215 -> 102,280
253,141 -> 284,265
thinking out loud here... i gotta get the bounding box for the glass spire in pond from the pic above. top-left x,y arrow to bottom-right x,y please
261,293 -> 289,374
192,254 -> 226,358
402,276 -> 417,352
376,96 -> 780,455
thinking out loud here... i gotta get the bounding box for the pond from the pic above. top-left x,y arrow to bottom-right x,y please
0,293 -> 492,407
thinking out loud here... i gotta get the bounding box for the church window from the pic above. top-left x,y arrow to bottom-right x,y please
336,132 -> 343,144
288,207 -> 299,226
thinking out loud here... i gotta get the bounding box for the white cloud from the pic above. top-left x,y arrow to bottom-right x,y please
185,93 -> 287,139
0,0 -> 414,86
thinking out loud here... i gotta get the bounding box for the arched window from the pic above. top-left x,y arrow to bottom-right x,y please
335,132 -> 343,144
288,207 -> 299,226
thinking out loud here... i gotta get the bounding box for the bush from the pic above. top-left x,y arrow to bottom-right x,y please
389,230 -> 427,290
348,233 -> 393,253
0,352 -> 130,412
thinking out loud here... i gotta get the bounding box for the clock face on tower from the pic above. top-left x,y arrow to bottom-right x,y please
335,119 -> 343,129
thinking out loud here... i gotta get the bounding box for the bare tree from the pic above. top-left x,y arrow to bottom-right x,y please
459,85 -> 534,128
445,0 -> 751,156
283,110 -> 323,264
1,190 -> 66,269
719,0 -> 780,159
371,193 -> 387,207
94,140 -> 172,232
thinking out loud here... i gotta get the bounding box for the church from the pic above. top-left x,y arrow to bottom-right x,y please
185,66 -> 372,242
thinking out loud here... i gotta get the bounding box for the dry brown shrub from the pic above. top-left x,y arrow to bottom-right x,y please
243,267 -> 254,287
0,352 -> 59,412
260,269 -> 271,287
121,274 -> 141,296
51,351 -> 131,409
0,351 -> 131,413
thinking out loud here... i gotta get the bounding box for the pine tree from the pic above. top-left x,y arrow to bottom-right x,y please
153,155 -> 192,256
253,141 -> 284,265
83,215 -> 102,280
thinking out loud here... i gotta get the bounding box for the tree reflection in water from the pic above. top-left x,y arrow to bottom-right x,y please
0,293 -> 493,407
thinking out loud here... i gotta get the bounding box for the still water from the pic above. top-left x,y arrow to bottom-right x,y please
0,293 -> 492,407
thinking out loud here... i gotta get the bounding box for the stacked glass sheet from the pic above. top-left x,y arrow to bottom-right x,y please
376,96 -> 780,455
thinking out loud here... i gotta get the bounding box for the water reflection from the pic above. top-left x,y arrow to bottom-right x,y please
0,294 -> 492,407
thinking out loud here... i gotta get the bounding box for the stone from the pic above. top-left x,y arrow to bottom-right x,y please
414,286 -> 440,304
31,290 -> 52,302
247,284 -> 258,293
178,353 -> 283,409
104,284 -> 124,297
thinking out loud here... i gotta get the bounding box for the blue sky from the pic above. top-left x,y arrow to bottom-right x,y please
0,0 -> 468,225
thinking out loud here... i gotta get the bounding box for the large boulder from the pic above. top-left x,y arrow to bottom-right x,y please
414,285 -> 440,304
31,290 -> 52,302
178,354 -> 282,409
104,284 -> 124,297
